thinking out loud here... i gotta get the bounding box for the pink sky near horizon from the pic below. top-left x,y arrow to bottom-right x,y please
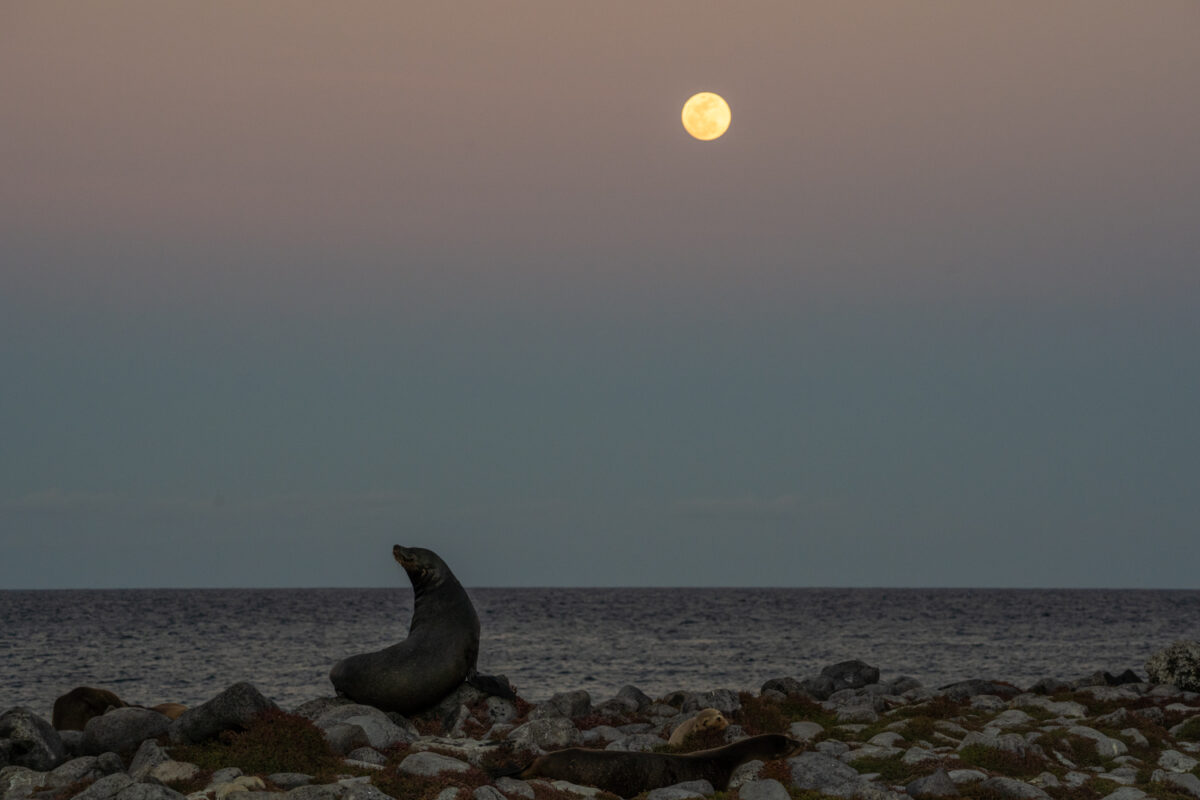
4,1 -> 1199,314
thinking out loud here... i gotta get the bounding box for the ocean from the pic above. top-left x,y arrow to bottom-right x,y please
2,588 -> 1198,719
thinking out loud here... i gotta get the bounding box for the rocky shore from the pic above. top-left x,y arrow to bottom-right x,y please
3,642 -> 1200,800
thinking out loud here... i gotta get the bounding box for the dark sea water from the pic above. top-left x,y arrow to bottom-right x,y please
3,588 -> 1199,719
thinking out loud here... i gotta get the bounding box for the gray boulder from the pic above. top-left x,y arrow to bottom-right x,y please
939,679 -> 1019,700
1146,641 -> 1200,692
644,780 -> 714,800
128,740 -> 170,781
82,708 -> 171,756
314,704 -> 416,752
738,779 -> 790,800
617,685 -> 652,711
761,677 -> 805,697
0,708 -> 66,771
72,772 -> 136,800
820,660 -> 880,691
906,769 -> 958,799
398,752 -> 472,776
473,787 -> 507,800
532,690 -> 592,720
787,751 -> 864,797
169,682 -> 277,744
979,777 -> 1050,800
292,697 -> 354,721
493,777 -> 535,799
1154,771 -> 1200,799
506,718 -> 580,752
681,689 -> 740,716
0,765 -> 45,800
798,676 -> 837,700
45,756 -> 102,788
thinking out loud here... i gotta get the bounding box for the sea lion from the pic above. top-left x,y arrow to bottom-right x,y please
52,687 -> 127,731
518,734 -> 803,798
667,707 -> 730,747
151,703 -> 188,720
329,545 -> 481,714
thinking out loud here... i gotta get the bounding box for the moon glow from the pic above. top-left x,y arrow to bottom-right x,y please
681,92 -> 731,140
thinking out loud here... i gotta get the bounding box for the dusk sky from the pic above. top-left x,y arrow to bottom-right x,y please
3,2 -> 1198,589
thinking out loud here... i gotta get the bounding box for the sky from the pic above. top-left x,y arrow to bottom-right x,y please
2,1 -> 1198,590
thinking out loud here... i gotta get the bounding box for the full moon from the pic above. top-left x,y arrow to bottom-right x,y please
681,92 -> 731,141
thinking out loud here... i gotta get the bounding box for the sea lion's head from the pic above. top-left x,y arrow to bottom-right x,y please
695,708 -> 729,732
393,545 -> 447,587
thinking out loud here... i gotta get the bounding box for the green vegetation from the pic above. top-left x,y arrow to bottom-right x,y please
956,744 -> 1046,778
169,709 -> 346,780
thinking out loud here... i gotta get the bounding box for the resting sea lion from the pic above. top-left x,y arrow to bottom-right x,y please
518,734 -> 803,798
151,703 -> 188,720
329,545 -> 481,714
667,707 -> 730,747
52,687 -> 127,731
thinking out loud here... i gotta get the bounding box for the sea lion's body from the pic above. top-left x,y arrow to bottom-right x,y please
668,707 -> 730,746
329,545 -> 480,715
52,687 -> 128,731
519,734 -> 802,798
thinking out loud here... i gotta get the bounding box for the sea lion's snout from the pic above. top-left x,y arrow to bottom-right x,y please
393,545 -> 415,566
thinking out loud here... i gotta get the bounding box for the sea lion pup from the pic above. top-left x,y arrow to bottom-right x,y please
518,734 -> 802,798
52,687 -> 127,731
667,707 -> 730,747
329,545 -> 482,714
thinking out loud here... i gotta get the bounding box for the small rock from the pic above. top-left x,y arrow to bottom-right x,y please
617,685 -> 653,711
314,705 -> 416,752
291,697 -> 353,721
341,783 -> 392,800
902,747 -> 939,765
398,752 -> 473,776
283,784 -> 343,800
945,767 -> 984,786
788,751 -> 864,797
788,721 -> 823,741
991,710 -> 1035,729
1159,749 -> 1200,773
72,772 -> 136,800
814,740 -> 849,757
214,776 -> 266,800
473,787 -> 507,800
971,695 -> 1008,712
97,751 -> 125,774
434,788 -> 463,800
45,756 -> 102,788
486,698 -> 518,724
147,761 -> 201,785
821,660 -> 880,691
506,718 -> 581,751
906,768 -> 957,799
607,734 -> 665,752
115,785 -> 188,800
493,777 -> 536,799
1155,772 -> 1200,799
1027,677 -> 1072,695
867,732 -> 904,748
727,760 -> 764,790
682,690 -> 741,717
1120,728 -> 1149,748
1068,726 -> 1129,757
1098,788 -> 1147,800
268,774 -> 313,789
129,740 -> 170,781
979,777 -> 1050,800
0,766 -> 45,800
644,780 -> 714,800
738,778 -> 789,800
939,679 -> 1020,701
208,767 -> 245,786
532,690 -> 592,719
345,748 -> 386,766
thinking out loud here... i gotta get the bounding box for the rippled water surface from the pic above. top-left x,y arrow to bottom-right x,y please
3,588 -> 1198,717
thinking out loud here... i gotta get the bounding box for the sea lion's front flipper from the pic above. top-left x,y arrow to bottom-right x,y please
466,670 -> 517,700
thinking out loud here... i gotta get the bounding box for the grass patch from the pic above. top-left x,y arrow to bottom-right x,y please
169,708 -> 345,780
1175,717 -> 1200,741
373,765 -> 493,800
843,753 -> 923,783
735,692 -> 836,735
957,744 -> 1047,778
890,696 -> 968,721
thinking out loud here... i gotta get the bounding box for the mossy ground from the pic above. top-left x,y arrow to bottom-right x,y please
168,708 -> 348,781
